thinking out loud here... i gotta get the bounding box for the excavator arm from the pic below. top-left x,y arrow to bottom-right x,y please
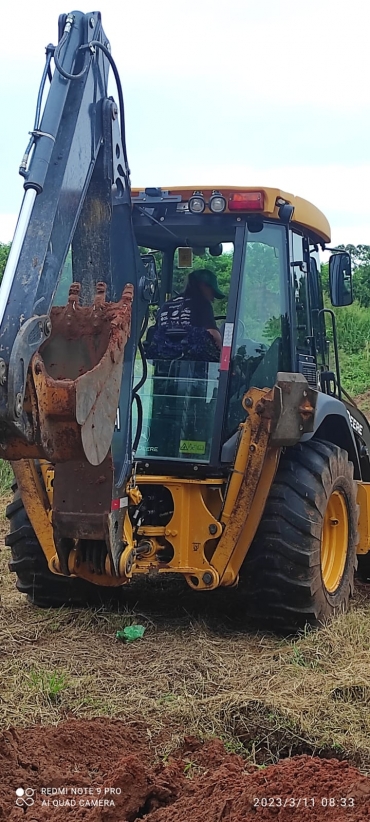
0,11 -> 150,581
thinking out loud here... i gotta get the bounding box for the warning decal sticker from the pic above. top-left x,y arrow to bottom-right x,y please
220,322 -> 234,371
179,440 -> 206,455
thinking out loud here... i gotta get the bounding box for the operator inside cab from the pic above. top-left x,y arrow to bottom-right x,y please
147,269 -> 224,361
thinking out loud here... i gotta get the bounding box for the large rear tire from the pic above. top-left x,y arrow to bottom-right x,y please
5,489 -> 118,608
243,440 -> 358,631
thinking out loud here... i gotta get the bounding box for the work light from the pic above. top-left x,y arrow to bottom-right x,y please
188,193 -> 206,213
209,192 -> 227,213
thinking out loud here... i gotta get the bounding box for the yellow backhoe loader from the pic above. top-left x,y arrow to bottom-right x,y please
2,11 -> 370,630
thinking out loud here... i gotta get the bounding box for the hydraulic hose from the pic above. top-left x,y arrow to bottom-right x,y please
132,393 -> 143,454
54,30 -> 91,80
55,33 -> 130,173
19,47 -> 54,178
132,338 -> 148,453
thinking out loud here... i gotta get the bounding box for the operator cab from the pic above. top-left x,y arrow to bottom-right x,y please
129,186 -> 331,475
54,185 -> 333,476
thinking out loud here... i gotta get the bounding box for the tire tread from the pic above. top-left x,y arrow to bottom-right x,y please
5,488 -> 116,608
242,439 -> 358,630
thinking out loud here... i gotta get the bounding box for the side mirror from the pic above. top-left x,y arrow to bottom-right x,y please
329,251 -> 353,306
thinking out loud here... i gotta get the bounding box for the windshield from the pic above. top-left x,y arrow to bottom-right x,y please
224,223 -> 290,439
133,231 -> 235,463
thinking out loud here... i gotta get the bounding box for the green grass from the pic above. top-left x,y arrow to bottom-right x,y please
339,349 -> 370,397
323,298 -> 370,397
26,668 -> 70,704
0,460 -> 13,495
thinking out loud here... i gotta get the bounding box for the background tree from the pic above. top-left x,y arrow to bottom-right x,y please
0,243 -> 10,283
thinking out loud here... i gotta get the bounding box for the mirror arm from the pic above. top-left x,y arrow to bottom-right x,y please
324,246 -> 347,253
319,308 -> 341,400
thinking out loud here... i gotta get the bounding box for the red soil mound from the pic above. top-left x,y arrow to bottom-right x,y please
1,718 -> 369,821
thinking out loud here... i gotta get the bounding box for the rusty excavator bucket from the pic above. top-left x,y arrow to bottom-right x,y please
3,282 -> 134,466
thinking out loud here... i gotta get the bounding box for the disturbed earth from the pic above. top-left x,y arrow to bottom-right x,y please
2,468 -> 370,821
1,717 -> 370,821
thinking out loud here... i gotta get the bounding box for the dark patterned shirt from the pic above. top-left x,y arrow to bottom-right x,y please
147,295 -> 219,361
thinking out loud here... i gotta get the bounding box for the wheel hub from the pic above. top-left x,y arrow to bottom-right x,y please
321,489 -> 348,593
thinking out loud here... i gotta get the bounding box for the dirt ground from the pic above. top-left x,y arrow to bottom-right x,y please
354,389 -> 370,418
2,493 -> 370,819
2,717 -> 370,821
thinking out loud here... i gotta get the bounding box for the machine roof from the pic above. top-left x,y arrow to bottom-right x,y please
131,185 -> 331,245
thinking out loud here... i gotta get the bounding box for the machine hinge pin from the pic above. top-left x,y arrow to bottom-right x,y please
14,393 -> 23,417
44,318 -> 52,336
0,358 -> 6,385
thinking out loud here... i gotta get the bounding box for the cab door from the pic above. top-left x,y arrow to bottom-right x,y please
308,253 -> 328,372
290,230 -> 317,386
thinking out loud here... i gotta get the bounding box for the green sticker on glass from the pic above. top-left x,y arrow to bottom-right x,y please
179,440 -> 206,454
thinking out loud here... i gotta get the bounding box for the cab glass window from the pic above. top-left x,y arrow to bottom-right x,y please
290,231 -> 310,354
134,242 -> 234,462
225,223 -> 290,437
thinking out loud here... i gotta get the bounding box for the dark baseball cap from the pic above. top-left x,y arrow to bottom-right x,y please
191,269 -> 226,299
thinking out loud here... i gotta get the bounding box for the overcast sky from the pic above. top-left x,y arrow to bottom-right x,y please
1,0 -> 369,247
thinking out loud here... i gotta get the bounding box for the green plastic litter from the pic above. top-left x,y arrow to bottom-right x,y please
116,625 -> 146,642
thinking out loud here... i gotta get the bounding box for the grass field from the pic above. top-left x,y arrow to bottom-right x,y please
1,493 -> 370,772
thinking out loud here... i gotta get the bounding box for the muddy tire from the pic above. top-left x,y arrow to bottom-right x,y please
5,489 -> 118,608
243,440 -> 358,631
